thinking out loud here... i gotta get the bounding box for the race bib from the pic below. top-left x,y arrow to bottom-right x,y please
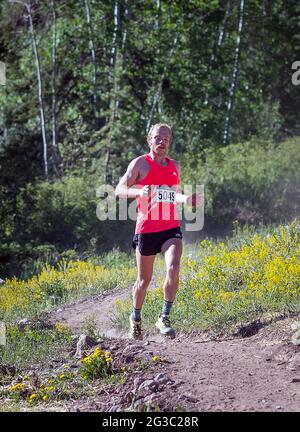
155,187 -> 176,204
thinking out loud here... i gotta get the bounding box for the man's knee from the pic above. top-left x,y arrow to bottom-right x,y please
135,277 -> 152,290
167,262 -> 180,278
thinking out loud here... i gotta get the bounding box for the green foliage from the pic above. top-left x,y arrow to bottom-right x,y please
1,0 -> 300,276
0,256 -> 136,321
0,323 -> 72,369
16,176 -> 95,244
115,221 -> 300,332
82,314 -> 100,340
96,249 -> 135,269
182,136 -> 300,225
10,174 -> 128,257
79,347 -> 113,380
1,0 -> 299,179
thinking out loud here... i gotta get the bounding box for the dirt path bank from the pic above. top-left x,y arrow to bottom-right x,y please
49,288 -> 300,412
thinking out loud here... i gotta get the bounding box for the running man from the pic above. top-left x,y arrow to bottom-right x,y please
115,123 -> 202,339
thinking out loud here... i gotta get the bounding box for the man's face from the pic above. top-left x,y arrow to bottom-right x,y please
148,126 -> 171,156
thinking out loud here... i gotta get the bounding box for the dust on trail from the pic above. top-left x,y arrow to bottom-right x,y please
49,287 -> 300,412
50,287 -> 130,339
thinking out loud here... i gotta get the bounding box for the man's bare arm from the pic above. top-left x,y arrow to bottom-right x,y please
173,160 -> 203,206
172,160 -> 186,202
115,158 -> 142,199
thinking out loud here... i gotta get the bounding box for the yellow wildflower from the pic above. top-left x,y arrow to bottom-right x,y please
44,386 -> 55,392
28,393 -> 38,402
10,383 -> 25,392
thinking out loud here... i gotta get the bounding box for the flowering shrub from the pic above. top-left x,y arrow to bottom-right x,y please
176,221 -> 300,328
80,347 -> 113,380
3,367 -> 76,404
115,221 -> 300,331
8,383 -> 27,401
0,259 -> 136,317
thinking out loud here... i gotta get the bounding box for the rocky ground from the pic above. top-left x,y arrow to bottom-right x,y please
44,287 -> 300,412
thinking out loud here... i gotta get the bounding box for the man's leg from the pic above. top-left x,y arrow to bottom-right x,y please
161,238 -> 182,302
133,249 -> 156,309
155,238 -> 182,337
129,249 -> 155,339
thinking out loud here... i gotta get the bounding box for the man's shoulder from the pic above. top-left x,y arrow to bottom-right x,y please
169,158 -> 180,169
135,154 -> 148,163
129,155 -> 148,168
126,155 -> 148,175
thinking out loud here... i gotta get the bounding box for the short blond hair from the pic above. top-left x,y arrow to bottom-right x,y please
147,123 -> 172,144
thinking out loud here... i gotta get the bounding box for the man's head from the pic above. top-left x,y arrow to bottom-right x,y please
147,123 -> 172,156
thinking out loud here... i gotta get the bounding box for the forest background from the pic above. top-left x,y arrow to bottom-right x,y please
0,0 -> 299,279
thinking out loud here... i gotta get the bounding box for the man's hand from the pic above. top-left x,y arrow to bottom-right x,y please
139,185 -> 155,197
185,192 -> 204,208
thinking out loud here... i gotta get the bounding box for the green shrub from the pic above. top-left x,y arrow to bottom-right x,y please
79,347 -> 113,380
181,137 -> 300,225
115,221 -> 300,332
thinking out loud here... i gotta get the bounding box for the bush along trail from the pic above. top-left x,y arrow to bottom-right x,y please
0,222 -> 299,412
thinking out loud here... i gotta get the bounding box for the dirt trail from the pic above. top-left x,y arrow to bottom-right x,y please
50,288 -> 130,339
49,287 -> 300,412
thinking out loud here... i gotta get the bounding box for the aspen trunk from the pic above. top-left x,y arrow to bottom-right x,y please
204,0 -> 232,107
104,0 -> 120,183
223,0 -> 245,146
50,0 -> 61,176
28,3 -> 49,178
121,0 -> 130,54
10,0 -> 49,178
146,31 -> 180,132
83,0 -> 98,119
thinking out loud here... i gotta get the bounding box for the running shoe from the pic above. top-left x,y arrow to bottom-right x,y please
129,315 -> 143,340
155,314 -> 175,338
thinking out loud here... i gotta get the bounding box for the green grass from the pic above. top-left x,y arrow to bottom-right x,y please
0,324 -> 72,372
115,221 -> 300,333
0,251 -> 137,325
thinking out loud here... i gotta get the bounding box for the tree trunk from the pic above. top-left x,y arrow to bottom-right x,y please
0,62 -> 7,147
223,0 -> 245,146
83,0 -> 98,119
103,146 -> 110,185
121,0 -> 130,54
110,0 -> 120,68
217,0 -> 231,48
146,0 -> 161,132
50,0 -> 61,177
104,0 -> 120,183
28,3 -> 49,178
146,30 -> 180,132
0,61 -> 5,86
204,0 -> 232,107
10,0 -> 49,178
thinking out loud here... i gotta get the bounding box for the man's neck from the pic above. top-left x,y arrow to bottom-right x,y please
149,151 -> 168,165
